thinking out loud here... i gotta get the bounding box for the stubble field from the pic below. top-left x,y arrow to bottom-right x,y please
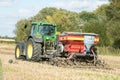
0,43 -> 120,80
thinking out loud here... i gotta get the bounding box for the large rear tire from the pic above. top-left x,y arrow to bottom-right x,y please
26,38 -> 42,61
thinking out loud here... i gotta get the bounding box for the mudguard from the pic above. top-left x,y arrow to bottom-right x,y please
27,36 -> 43,43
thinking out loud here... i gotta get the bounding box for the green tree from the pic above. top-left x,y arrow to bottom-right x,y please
67,12 -> 80,32
52,10 -> 80,32
105,0 -> 120,48
52,11 -> 71,32
79,11 -> 98,22
106,20 -> 120,48
14,19 -> 31,42
94,4 -> 108,19
83,17 -> 110,46
32,7 -> 58,22
106,0 -> 120,20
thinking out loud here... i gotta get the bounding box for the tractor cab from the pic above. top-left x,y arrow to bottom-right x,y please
31,22 -> 56,40
39,24 -> 55,35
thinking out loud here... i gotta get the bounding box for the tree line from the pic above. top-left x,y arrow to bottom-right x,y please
14,0 -> 120,48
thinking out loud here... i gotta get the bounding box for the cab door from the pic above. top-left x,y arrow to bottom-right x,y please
31,24 -> 37,36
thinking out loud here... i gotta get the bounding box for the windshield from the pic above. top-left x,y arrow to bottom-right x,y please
39,25 -> 55,35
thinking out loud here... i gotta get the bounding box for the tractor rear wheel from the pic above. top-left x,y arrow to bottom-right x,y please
26,38 -> 42,61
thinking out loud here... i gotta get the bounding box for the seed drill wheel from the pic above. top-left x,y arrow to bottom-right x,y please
85,54 -> 98,65
15,45 -> 21,59
26,38 -> 42,61
86,46 -> 98,64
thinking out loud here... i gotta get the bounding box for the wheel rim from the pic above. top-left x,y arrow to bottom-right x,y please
27,43 -> 33,59
16,47 -> 20,58
57,44 -> 64,53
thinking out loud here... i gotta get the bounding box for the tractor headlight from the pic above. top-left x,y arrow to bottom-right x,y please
46,37 -> 49,40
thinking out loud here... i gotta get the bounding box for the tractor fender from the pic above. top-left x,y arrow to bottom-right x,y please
27,36 -> 43,43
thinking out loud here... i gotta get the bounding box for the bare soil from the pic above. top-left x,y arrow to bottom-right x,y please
0,43 -> 120,80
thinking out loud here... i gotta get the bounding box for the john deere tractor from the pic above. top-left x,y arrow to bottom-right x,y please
15,22 -> 57,61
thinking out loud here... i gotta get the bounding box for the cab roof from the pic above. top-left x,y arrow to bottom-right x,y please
32,22 -> 56,26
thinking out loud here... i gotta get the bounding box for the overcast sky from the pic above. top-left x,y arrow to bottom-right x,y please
0,0 -> 108,37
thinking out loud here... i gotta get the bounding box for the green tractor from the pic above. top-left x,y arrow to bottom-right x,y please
15,22 -> 57,61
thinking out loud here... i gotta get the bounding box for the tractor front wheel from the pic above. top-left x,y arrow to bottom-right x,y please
15,42 -> 25,59
15,45 -> 21,59
26,38 -> 42,61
